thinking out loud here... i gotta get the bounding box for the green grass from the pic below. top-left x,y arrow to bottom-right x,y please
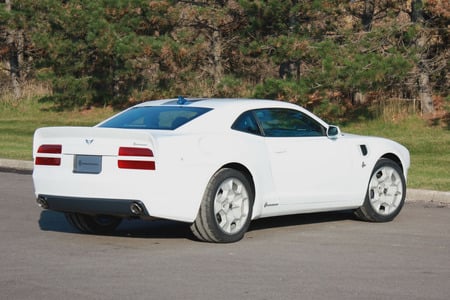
1,98 -> 449,191
0,98 -> 114,160
342,116 -> 450,191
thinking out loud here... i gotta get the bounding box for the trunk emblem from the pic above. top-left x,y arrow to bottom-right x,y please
85,139 -> 94,145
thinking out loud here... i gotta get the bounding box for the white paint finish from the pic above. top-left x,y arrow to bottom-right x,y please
32,98 -> 410,223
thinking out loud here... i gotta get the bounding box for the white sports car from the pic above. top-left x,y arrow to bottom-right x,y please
33,98 -> 410,243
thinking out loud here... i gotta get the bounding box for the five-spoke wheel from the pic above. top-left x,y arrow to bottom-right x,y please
213,177 -> 250,235
191,168 -> 254,243
355,158 -> 406,222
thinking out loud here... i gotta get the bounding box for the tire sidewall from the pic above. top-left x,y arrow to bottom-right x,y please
364,159 -> 406,222
204,168 -> 254,243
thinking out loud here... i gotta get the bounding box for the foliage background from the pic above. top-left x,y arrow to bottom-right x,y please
0,1 -> 449,191
1,0 -> 448,122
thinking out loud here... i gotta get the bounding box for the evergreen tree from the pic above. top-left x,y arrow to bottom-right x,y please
16,0 -> 172,107
0,0 -> 34,99
164,0 -> 247,96
0,0 -> 447,118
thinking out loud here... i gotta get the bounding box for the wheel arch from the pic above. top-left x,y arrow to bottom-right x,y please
380,153 -> 404,173
220,162 -> 256,199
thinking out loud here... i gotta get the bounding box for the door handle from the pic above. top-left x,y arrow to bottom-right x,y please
274,149 -> 287,154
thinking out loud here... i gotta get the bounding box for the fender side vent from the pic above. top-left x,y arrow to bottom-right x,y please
360,145 -> 368,156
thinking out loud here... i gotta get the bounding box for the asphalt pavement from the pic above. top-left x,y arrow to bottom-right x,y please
1,171 -> 449,300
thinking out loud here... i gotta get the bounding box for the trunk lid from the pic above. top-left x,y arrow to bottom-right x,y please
33,126 -> 156,157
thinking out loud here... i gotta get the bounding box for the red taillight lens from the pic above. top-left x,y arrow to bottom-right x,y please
38,144 -> 62,154
35,157 -> 61,166
118,147 -> 155,170
119,147 -> 153,157
35,144 -> 62,166
118,160 -> 155,170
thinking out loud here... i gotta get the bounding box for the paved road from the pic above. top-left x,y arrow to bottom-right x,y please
1,172 -> 449,300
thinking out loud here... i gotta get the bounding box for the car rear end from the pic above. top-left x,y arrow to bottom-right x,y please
32,100 -> 220,222
33,126 -> 162,218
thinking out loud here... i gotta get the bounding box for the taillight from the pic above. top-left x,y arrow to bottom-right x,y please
38,144 -> 62,154
35,144 -> 62,166
118,160 -> 155,170
118,147 -> 155,170
118,147 -> 153,157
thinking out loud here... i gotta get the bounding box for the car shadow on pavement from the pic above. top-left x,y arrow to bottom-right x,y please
38,210 -> 193,239
249,210 -> 357,232
38,210 -> 78,233
39,209 -> 357,241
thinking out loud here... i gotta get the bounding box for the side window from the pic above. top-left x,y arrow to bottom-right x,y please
254,108 -> 325,137
231,111 -> 261,135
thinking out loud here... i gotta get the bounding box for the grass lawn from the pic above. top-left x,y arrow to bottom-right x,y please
0,98 -> 114,160
1,98 -> 449,191
342,117 -> 450,192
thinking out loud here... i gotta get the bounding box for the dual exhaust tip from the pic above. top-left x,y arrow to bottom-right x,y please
36,196 -> 145,216
36,196 -> 49,209
130,202 -> 144,215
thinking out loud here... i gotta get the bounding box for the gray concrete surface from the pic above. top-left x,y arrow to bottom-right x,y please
1,158 -> 449,203
0,171 -> 449,300
0,158 -> 34,174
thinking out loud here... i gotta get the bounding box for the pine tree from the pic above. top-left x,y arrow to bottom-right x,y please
1,0 -> 29,99
1,0 -> 447,119
16,0 -> 172,107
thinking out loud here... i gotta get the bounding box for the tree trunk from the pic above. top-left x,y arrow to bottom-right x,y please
352,0 -> 375,107
362,0 -> 375,32
411,0 -> 435,114
418,71 -> 434,114
211,30 -> 223,85
5,0 -> 22,99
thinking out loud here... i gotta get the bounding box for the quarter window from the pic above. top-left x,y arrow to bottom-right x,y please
231,111 -> 261,135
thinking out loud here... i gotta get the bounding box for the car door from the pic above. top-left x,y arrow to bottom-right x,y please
255,108 -> 362,210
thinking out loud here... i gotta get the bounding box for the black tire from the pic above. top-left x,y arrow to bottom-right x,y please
355,158 -> 406,222
65,213 -> 122,235
190,168 -> 254,243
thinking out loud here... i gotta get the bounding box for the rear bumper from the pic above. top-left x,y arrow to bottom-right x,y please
36,194 -> 151,218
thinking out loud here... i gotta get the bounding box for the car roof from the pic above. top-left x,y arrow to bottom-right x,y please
135,98 -> 302,111
131,98 -> 329,132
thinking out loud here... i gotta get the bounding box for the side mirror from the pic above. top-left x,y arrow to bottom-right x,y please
327,125 -> 340,139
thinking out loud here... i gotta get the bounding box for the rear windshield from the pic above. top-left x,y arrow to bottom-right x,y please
99,106 -> 211,130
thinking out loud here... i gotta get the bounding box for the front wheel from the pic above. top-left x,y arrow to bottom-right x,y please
190,168 -> 254,243
355,158 -> 406,222
65,213 -> 122,235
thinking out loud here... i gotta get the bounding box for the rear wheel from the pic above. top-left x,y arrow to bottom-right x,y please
65,213 -> 122,234
190,168 -> 254,243
355,158 -> 406,222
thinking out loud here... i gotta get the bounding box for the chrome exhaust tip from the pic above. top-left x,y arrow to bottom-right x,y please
130,202 -> 144,215
36,196 -> 49,209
